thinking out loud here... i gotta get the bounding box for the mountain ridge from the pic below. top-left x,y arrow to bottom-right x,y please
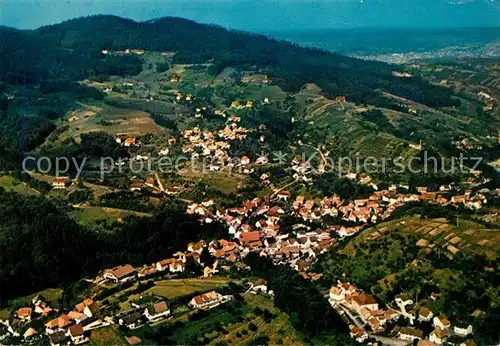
0,15 -> 457,109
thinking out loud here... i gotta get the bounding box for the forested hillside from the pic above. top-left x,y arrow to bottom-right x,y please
0,15 -> 457,108
0,189 -> 228,302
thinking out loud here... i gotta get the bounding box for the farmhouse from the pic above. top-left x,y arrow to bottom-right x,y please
144,301 -> 170,321
429,328 -> 449,345
15,307 -> 32,322
397,327 -> 423,341
103,264 -> 136,282
352,294 -> 379,312
119,312 -> 143,330
49,331 -> 68,346
52,177 -> 70,189
45,314 -> 72,333
67,324 -> 86,344
433,315 -> 451,330
188,291 -> 228,310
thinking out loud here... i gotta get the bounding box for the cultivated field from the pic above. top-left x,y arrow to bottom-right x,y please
90,326 -> 127,346
147,277 -> 233,300
358,215 -> 500,258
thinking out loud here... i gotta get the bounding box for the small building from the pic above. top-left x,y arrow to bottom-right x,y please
119,312 -> 143,330
352,294 -> 379,312
454,324 -> 473,337
103,264 -> 136,283
189,291 -> 225,310
329,286 -> 345,302
67,324 -> 86,344
277,190 -> 291,201
15,307 -> 32,322
429,328 -> 449,345
419,307 -> 434,322
124,138 -> 136,147
53,177 -> 70,189
433,315 -> 451,330
49,331 -> 68,346
241,156 -> 250,165
397,327 -> 423,341
170,75 -> 181,83
45,314 -> 72,333
144,301 -> 170,321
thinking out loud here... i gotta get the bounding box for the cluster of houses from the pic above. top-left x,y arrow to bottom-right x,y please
115,136 -> 137,147
118,300 -> 171,330
180,117 -> 257,173
331,281 -> 476,345
6,296 -> 102,345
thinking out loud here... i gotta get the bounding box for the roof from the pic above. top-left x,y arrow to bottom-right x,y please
49,331 -> 68,344
431,328 -> 448,339
419,307 -> 433,318
437,315 -> 451,326
352,294 -> 377,306
68,323 -> 84,337
105,264 -> 135,279
46,314 -> 72,329
330,286 -> 342,295
192,291 -> 219,305
399,327 -> 423,338
23,327 -> 38,338
121,312 -> 143,325
239,231 -> 260,243
68,311 -> 85,321
16,307 -> 32,317
146,301 -> 168,315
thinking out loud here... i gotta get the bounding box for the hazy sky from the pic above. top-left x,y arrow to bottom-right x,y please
1,0 -> 499,31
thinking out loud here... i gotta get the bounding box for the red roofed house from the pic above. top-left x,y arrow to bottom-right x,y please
189,291 -> 222,310
67,324 -> 86,344
52,177 -> 70,189
144,301 -> 170,321
352,294 -> 379,312
15,307 -> 32,322
124,137 -> 136,147
277,190 -> 291,201
329,286 -> 345,302
103,264 -> 136,283
45,314 -> 72,334
239,231 -> 261,244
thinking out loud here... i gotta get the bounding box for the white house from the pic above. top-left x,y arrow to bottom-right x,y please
144,301 -> 170,321
397,327 -> 423,341
329,286 -> 345,302
429,328 -> 449,345
433,315 -> 451,330
103,264 -> 136,282
119,312 -> 143,330
454,324 -> 473,337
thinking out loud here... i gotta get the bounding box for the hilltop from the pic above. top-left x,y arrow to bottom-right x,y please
1,15 -> 456,108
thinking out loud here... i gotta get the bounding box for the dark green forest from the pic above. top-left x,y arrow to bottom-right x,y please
0,189 -> 228,303
1,15 -> 457,109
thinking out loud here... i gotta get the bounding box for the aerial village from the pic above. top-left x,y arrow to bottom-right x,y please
11,175 -> 490,345
4,49 -> 495,346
